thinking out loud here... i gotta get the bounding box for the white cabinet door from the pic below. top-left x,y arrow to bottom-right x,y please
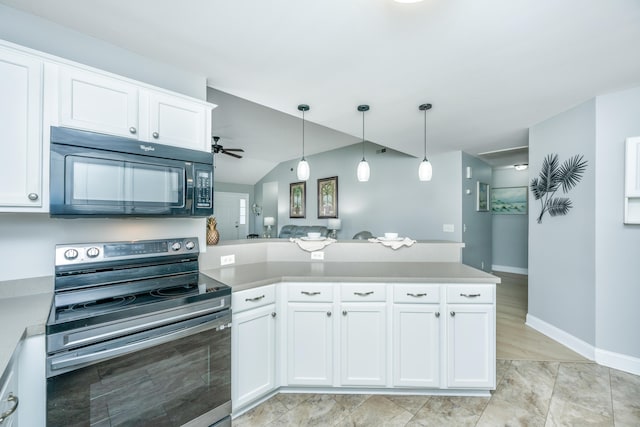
147,92 -> 209,151
0,342 -> 20,427
340,303 -> 387,386
392,304 -> 441,388
446,304 -> 495,389
17,335 -> 45,427
0,48 -> 43,210
58,66 -> 139,138
232,303 -> 277,409
286,303 -> 334,386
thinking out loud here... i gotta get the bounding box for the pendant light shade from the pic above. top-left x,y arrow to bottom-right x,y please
297,104 -> 310,181
357,105 -> 370,182
418,103 -> 433,181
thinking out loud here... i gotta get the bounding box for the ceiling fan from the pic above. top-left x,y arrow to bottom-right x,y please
211,136 -> 244,159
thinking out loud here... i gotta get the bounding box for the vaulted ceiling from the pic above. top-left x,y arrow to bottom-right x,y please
3,0 -> 640,184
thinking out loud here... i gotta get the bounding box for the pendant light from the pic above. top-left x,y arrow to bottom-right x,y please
356,105 -> 370,182
418,103 -> 433,181
296,104 -> 310,181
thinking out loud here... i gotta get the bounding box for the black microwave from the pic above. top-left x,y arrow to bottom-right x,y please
50,126 -> 213,217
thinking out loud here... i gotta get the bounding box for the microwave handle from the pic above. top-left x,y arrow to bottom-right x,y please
185,164 -> 194,213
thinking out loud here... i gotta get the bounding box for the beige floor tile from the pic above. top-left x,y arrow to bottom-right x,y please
477,360 -> 559,427
610,368 -> 640,426
496,359 -> 512,386
545,363 -> 613,426
334,395 -> 414,427
268,394 -> 368,426
381,394 -> 430,414
407,396 -> 490,427
275,392 -> 312,410
233,395 -> 288,427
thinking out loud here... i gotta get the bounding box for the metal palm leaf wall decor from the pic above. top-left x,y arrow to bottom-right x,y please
530,153 -> 588,223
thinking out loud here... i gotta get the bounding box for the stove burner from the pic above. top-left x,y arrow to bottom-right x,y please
70,295 -> 136,312
150,284 -> 197,298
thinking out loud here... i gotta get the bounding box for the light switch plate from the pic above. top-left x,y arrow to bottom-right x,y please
311,251 -> 325,260
220,254 -> 235,266
443,224 -> 455,232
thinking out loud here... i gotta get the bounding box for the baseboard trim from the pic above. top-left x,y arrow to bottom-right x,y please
525,314 -> 595,360
492,265 -> 528,275
595,348 -> 640,376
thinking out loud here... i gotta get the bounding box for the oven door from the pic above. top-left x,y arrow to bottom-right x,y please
46,310 -> 231,427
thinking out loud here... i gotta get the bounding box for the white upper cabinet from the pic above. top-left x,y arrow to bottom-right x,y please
0,47 -> 43,211
58,66 -> 139,138
56,65 -> 213,151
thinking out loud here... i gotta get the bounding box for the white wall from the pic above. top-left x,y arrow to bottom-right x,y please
528,99 -> 597,346
594,87 -> 640,360
0,6 -> 209,282
491,167 -> 529,273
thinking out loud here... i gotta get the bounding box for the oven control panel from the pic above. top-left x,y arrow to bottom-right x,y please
56,237 -> 200,266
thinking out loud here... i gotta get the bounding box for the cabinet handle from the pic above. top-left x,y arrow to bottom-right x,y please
271,312 -> 277,318
327,311 -> 332,317
407,292 -> 427,297
354,291 -> 373,296
301,291 -> 321,296
0,393 -> 19,423
129,126 -> 137,134
342,310 -> 347,316
152,131 -> 159,139
450,311 -> 456,317
28,193 -> 39,201
460,293 -> 481,298
435,312 -> 440,318
245,295 -> 265,302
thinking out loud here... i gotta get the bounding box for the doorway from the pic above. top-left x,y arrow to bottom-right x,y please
214,192 -> 249,241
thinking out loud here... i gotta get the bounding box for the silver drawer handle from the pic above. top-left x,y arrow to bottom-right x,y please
0,393 -> 19,423
28,192 -> 39,201
152,131 -> 159,139
245,295 -> 265,302
301,291 -> 321,296
129,126 -> 137,134
407,292 -> 427,297
354,291 -> 374,296
460,293 -> 481,298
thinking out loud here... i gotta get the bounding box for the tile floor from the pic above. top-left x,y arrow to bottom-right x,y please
234,274 -> 640,426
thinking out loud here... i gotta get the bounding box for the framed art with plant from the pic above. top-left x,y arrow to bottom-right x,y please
317,176 -> 338,218
289,181 -> 306,218
477,182 -> 489,212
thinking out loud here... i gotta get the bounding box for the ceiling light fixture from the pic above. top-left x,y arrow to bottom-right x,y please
296,104 -> 310,181
514,163 -> 528,171
357,105 -> 371,182
418,103 -> 433,181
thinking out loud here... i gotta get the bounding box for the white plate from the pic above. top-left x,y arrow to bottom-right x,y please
377,237 -> 404,241
301,236 -> 326,241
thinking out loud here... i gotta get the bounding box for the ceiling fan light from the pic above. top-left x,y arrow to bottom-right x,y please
297,158 -> 310,181
514,163 -> 528,171
418,158 -> 432,181
357,159 -> 370,182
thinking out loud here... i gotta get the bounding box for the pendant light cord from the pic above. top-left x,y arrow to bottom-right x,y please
302,109 -> 305,160
361,110 -> 365,161
423,108 -> 427,161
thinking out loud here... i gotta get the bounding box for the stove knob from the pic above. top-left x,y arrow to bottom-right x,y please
185,240 -> 195,250
171,242 -> 182,251
64,249 -> 78,260
86,247 -> 100,258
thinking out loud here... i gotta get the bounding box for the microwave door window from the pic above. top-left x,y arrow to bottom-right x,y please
72,159 -> 126,205
129,163 -> 184,207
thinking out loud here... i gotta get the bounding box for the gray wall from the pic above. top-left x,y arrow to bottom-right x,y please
0,4 -> 206,99
491,167 -> 529,272
528,99 -> 597,346
0,7 -> 209,281
254,143 -> 464,242
461,153 -> 493,271
594,87 -> 640,358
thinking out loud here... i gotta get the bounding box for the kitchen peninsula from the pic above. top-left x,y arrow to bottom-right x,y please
199,239 -> 500,416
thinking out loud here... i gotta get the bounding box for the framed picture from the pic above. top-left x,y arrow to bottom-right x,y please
491,186 -> 528,215
477,182 -> 489,212
317,176 -> 338,218
289,181 -> 306,218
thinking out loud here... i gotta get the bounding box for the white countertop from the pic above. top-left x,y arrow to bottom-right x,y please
201,261 -> 500,292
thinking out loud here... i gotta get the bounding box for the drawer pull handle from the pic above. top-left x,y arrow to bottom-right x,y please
129,126 -> 137,134
152,131 -> 160,139
450,311 -> 456,317
28,193 -> 39,201
435,312 -> 440,318
342,310 -> 348,316
460,293 -> 481,298
271,312 -> 277,318
407,293 -> 427,297
0,393 -> 19,423
301,291 -> 321,296
354,291 -> 374,296
327,311 -> 332,317
245,295 -> 265,302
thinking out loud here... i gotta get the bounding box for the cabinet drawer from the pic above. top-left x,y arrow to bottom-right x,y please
340,283 -> 386,302
393,284 -> 440,304
287,283 -> 333,302
446,285 -> 494,304
233,285 -> 276,313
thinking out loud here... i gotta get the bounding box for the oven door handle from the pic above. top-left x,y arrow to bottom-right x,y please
50,312 -> 230,373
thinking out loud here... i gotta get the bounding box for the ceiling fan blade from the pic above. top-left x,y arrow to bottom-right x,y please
223,148 -> 245,152
222,151 -> 243,159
